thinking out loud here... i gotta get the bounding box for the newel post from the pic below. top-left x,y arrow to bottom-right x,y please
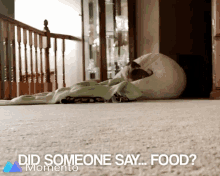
43,20 -> 52,92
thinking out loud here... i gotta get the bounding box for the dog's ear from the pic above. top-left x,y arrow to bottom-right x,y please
127,61 -> 141,68
131,61 -> 141,68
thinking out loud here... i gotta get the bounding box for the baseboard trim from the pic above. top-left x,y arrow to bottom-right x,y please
210,90 -> 220,99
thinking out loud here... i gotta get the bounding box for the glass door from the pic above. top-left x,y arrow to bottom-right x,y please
83,0 -> 101,81
105,0 -> 129,79
82,0 -> 134,81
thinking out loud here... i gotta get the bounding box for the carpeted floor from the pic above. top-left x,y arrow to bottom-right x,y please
0,100 -> 220,176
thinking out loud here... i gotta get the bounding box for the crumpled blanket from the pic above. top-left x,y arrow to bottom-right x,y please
0,78 -> 143,106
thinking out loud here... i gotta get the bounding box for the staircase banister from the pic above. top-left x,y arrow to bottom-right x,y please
0,13 -> 45,35
0,13 -> 82,98
50,33 -> 82,41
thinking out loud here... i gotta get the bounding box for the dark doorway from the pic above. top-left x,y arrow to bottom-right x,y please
178,55 -> 205,98
159,0 -> 212,98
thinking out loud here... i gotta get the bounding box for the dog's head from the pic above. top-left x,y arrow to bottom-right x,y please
127,61 -> 153,81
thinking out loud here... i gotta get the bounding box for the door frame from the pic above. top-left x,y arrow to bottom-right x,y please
210,0 -> 220,98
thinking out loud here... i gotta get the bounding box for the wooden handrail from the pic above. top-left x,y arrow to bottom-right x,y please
0,13 -> 81,41
50,33 -> 81,41
0,13 -> 44,35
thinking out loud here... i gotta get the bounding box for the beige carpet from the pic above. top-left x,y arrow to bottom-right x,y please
0,100 -> 220,176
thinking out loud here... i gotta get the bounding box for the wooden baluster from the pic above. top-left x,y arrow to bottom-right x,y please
62,39 -> 66,87
3,21 -> 11,99
34,33 -> 39,93
43,20 -> 52,92
98,0 -> 107,81
17,26 -> 23,96
10,23 -> 17,98
81,0 -> 86,81
23,29 -> 29,95
54,38 -> 58,90
29,30 -> 34,94
0,20 -> 3,99
39,35 -> 44,92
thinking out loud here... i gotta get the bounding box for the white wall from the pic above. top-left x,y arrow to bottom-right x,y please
15,0 -> 81,37
136,0 -> 159,57
15,0 -> 83,88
